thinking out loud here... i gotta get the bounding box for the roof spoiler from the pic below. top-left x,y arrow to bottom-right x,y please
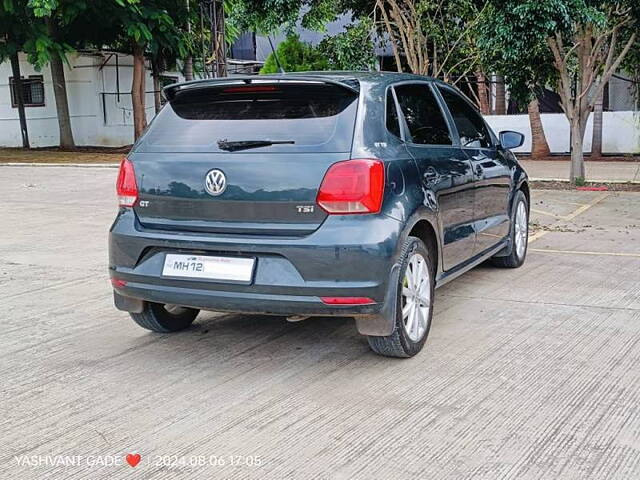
162,75 -> 359,101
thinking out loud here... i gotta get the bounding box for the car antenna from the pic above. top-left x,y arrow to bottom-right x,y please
268,36 -> 286,74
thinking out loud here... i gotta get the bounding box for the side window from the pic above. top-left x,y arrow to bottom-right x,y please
394,83 -> 452,145
438,86 -> 492,148
386,89 -> 401,138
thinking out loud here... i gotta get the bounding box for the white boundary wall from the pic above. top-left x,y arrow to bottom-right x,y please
0,52 -> 183,147
485,112 -> 640,154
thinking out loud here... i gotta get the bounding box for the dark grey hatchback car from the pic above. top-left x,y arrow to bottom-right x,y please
109,71 -> 529,357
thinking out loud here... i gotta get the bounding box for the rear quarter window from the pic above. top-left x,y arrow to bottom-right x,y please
139,83 -> 359,154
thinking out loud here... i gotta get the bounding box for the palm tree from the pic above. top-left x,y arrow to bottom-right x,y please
528,98 -> 550,158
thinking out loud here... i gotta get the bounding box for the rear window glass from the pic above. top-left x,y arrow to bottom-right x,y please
140,83 -> 359,153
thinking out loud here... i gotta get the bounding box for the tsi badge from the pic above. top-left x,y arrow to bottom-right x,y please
205,169 -> 227,196
296,205 -> 315,214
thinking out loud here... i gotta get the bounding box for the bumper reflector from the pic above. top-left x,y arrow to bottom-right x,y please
320,296 -> 375,305
111,278 -> 127,288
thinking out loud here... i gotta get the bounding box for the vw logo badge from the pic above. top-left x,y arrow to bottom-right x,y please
205,169 -> 227,196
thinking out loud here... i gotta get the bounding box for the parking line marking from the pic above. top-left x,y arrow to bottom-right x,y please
531,208 -> 564,219
555,201 -> 588,206
530,248 -> 640,258
529,192 -> 610,243
528,230 -> 550,243
562,192 -> 610,221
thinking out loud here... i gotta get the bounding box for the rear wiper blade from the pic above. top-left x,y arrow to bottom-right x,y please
217,139 -> 295,152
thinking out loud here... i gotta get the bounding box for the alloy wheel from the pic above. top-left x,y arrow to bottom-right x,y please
514,201 -> 528,259
401,252 -> 431,342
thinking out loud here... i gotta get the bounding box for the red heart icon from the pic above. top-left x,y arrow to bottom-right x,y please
126,453 -> 141,467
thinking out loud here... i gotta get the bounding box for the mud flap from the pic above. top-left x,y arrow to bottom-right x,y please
355,263 -> 401,337
113,291 -> 145,313
492,235 -> 513,257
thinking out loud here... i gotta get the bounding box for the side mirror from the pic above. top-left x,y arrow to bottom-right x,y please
499,130 -> 525,150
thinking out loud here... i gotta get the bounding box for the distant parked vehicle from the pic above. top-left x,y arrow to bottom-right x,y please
109,72 -> 529,357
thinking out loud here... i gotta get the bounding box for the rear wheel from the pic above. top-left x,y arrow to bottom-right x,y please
130,302 -> 199,333
491,190 -> 528,268
367,236 -> 435,358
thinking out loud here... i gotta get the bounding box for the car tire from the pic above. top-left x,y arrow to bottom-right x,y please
367,236 -> 435,358
130,302 -> 199,333
491,190 -> 529,268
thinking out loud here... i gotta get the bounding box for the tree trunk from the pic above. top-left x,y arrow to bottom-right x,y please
10,53 -> 29,148
569,118 -> 586,183
528,99 -> 550,159
211,0 -> 227,77
184,0 -> 193,81
131,43 -> 147,140
50,54 -> 75,148
494,75 -> 506,115
184,56 -> 194,81
476,71 -> 490,115
151,57 -> 162,114
591,89 -> 604,159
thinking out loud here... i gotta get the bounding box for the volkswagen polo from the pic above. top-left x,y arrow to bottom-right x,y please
109,72 -> 529,357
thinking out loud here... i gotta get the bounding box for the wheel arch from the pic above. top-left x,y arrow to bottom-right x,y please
355,210 -> 440,338
407,219 -> 439,275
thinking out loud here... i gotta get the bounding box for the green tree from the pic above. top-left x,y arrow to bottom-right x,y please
260,34 -> 329,73
374,0 -> 485,84
477,2 -> 556,158
318,19 -> 376,70
480,0 -> 638,183
226,0 -> 338,35
27,0 -> 87,148
4,0 -> 119,148
109,0 -> 189,139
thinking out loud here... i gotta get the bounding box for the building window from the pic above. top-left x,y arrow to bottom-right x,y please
10,76 -> 45,107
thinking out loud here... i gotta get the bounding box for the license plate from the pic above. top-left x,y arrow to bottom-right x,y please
162,254 -> 255,282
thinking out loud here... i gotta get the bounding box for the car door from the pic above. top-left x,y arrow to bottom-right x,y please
436,85 -> 512,255
391,82 -> 476,271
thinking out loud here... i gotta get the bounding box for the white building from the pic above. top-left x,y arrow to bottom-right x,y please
0,51 -> 184,147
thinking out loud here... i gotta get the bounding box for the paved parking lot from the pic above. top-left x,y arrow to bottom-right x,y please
1,166 -> 639,479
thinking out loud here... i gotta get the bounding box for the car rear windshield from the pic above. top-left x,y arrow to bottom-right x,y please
139,82 -> 359,153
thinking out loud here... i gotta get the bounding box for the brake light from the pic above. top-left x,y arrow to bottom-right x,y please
321,297 -> 376,305
223,85 -> 279,93
116,158 -> 138,207
317,159 -> 384,214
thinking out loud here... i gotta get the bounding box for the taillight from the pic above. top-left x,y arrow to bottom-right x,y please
317,159 -> 384,214
116,158 -> 138,207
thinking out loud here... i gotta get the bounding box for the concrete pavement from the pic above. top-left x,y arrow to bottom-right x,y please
1,166 -> 639,479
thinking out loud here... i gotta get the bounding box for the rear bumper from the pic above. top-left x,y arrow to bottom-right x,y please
113,284 -> 381,317
109,209 -> 403,320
